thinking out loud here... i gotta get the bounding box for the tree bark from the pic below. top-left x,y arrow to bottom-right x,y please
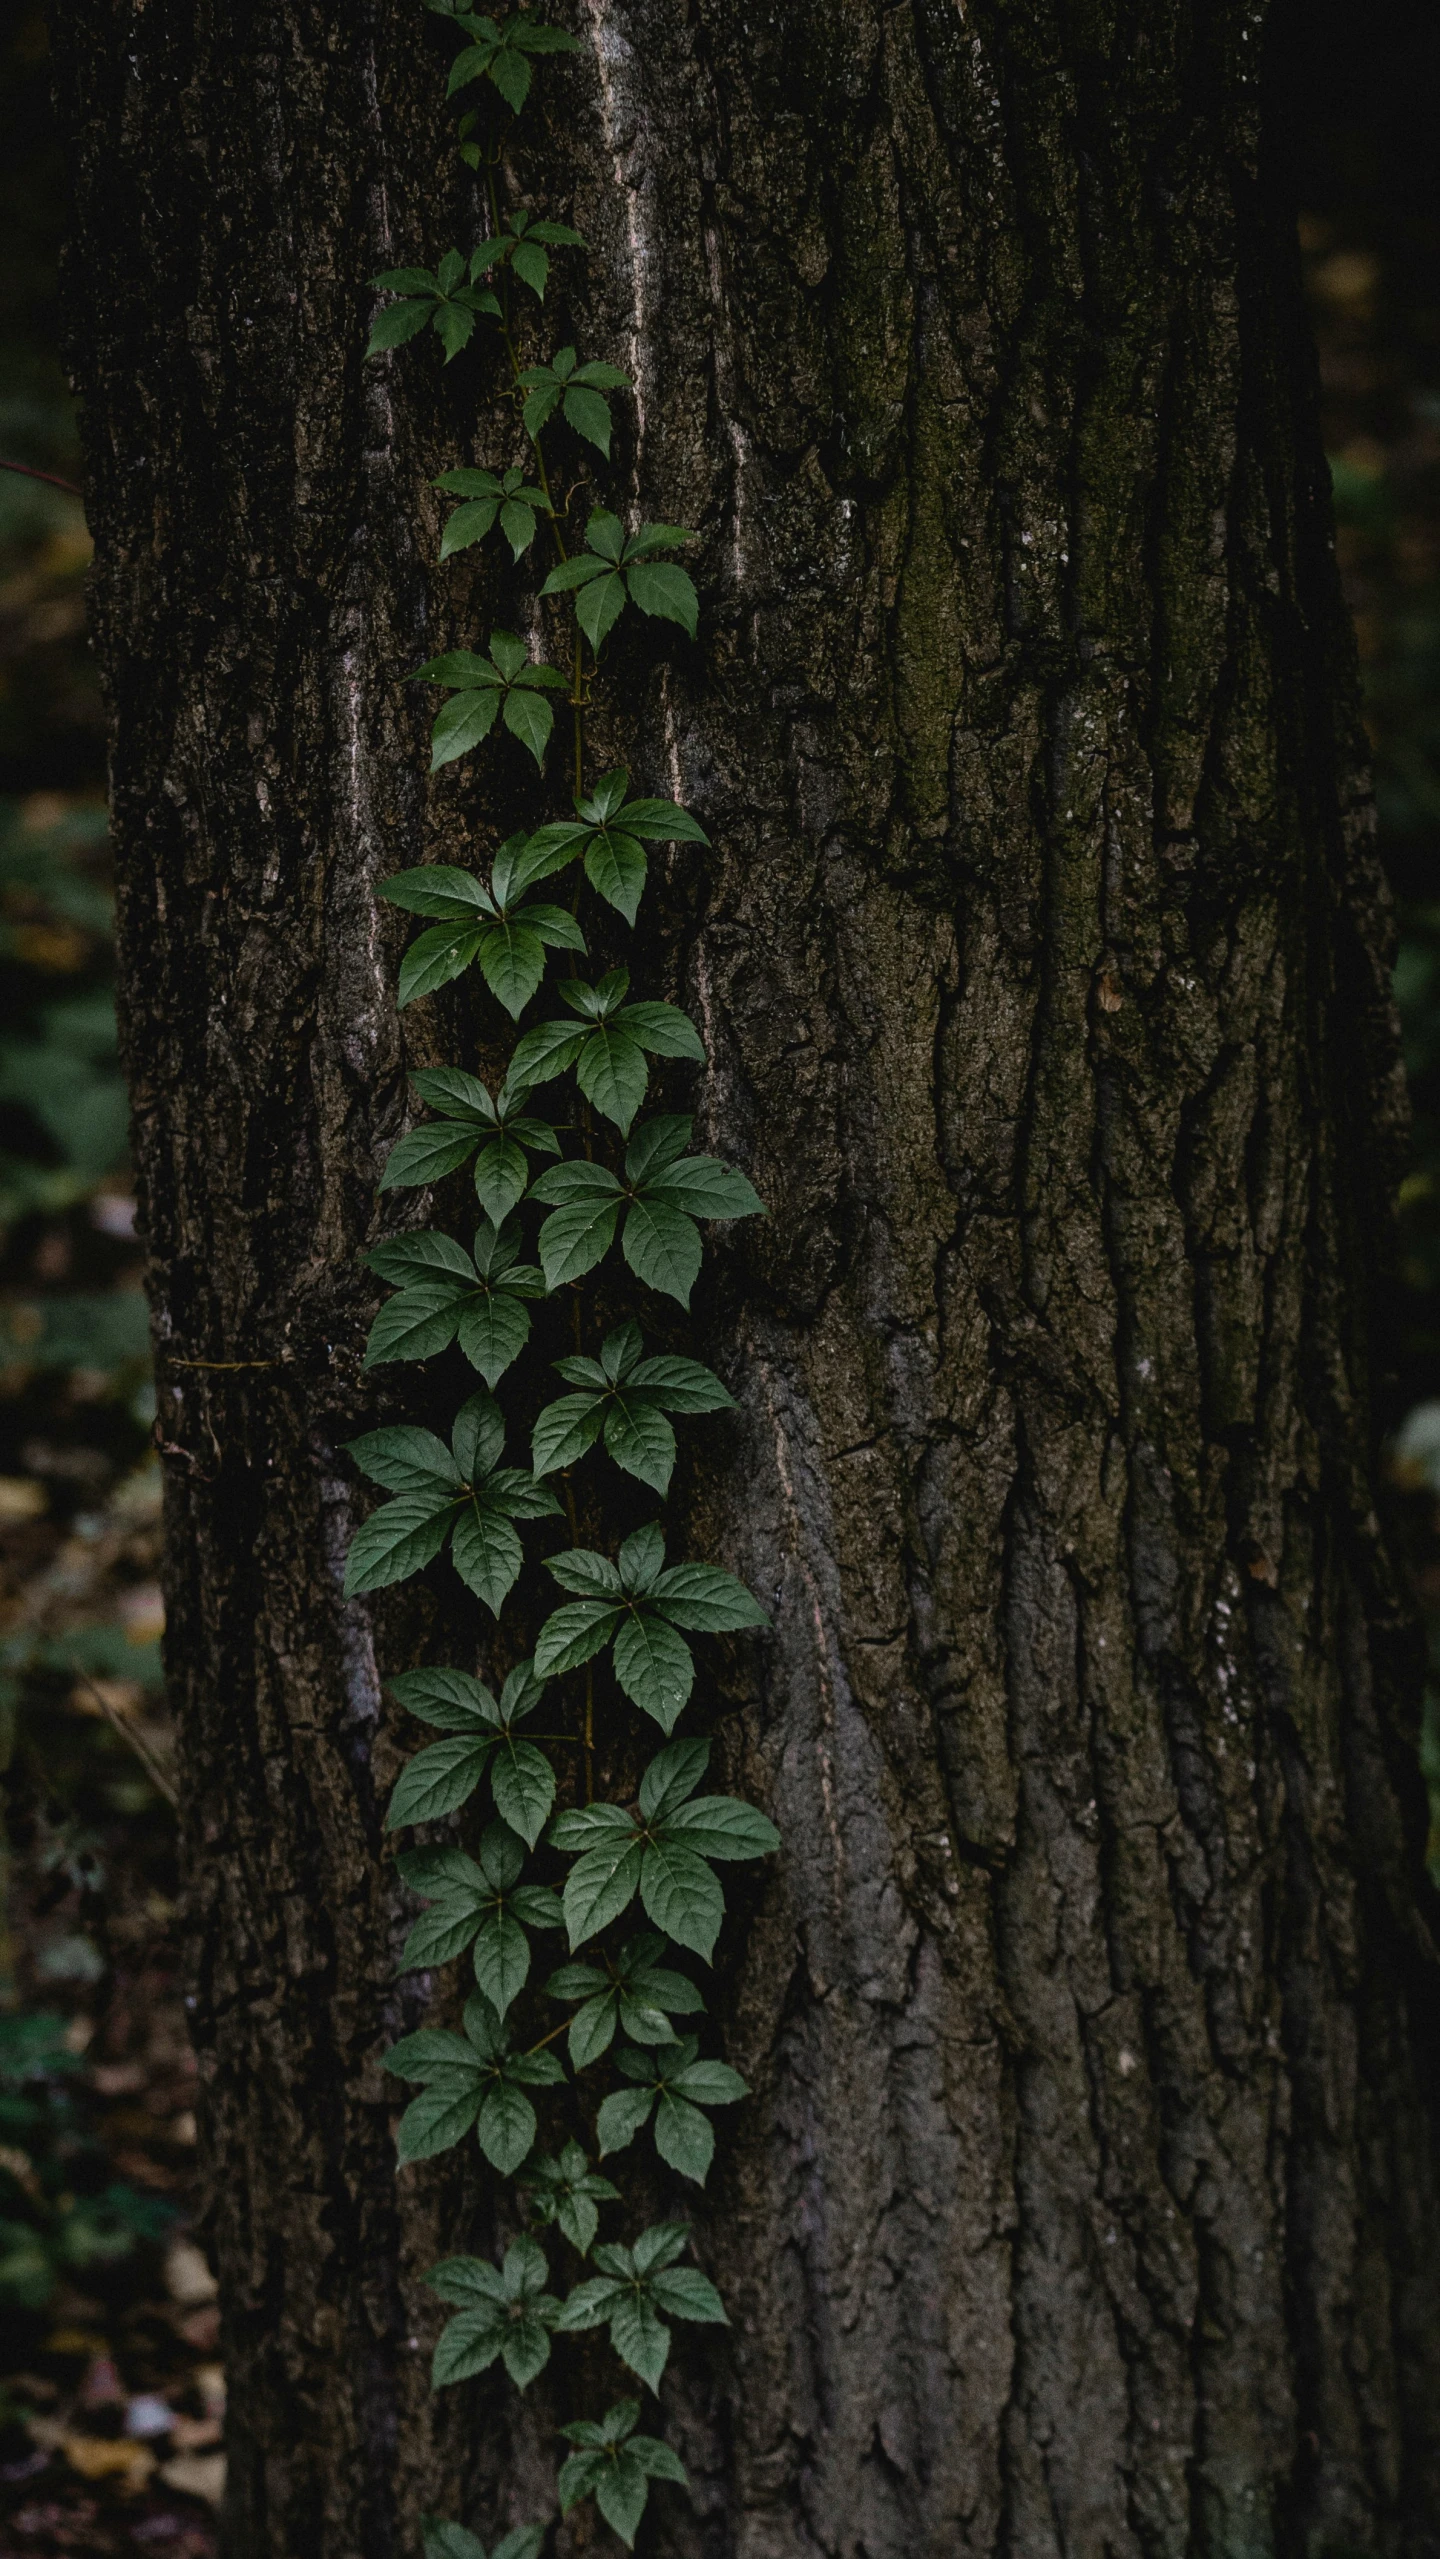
51,0 -> 1440,2553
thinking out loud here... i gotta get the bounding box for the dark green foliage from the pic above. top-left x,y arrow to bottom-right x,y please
348,9 -> 776,2540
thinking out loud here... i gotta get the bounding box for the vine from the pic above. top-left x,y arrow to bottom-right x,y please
348,8 -> 776,2553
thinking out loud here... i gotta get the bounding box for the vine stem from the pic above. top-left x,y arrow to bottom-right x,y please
483,159 -> 591,797
0,455 -> 82,498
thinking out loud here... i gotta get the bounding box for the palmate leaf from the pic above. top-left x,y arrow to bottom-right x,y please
545,1933 -> 703,2070
363,1217 -> 549,1387
387,1657 -> 555,1844
557,2222 -> 727,2388
516,344 -> 632,455
409,631 -> 569,773
367,254 -> 500,362
548,1735 -> 779,1960
531,1321 -> 733,1493
558,2399 -> 688,2548
441,9 -> 581,114
433,464 -> 550,563
594,2038 -> 749,2186
426,2236 -> 563,2390
421,2526 -> 545,2559
536,1530 -> 767,1743
541,511 -> 700,652
509,971 -> 705,1137
387,1993 -> 563,2172
530,1117 -> 763,1305
514,767 -> 709,923
521,2139 -> 621,2257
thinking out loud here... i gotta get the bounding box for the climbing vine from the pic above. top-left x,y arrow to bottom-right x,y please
349,8 -> 775,2552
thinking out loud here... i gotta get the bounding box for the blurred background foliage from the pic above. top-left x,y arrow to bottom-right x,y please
1291,0 -> 1440,1865
0,0 -> 1436,2547
0,4 -> 220,2548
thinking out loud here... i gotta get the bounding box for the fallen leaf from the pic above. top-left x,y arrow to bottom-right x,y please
165,2240 -> 218,2307
62,2431 -> 155,2488
160,2450 -> 226,2509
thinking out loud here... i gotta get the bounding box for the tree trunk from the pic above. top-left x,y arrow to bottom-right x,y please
51,0 -> 1440,2552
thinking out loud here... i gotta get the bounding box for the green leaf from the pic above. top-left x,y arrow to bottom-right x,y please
532,1392 -> 605,1475
420,2524 -> 488,2559
609,2291 -> 671,2391
384,2026 -> 472,2081
533,1597 -> 625,1679
645,1155 -> 767,1219
473,1136 -> 529,1225
380,865 -> 492,920
652,2091 -> 714,2183
431,687 -> 501,771
397,2079 -> 484,2163
490,1738 -> 556,1848
575,1023 -> 649,1132
477,2080 -> 538,2176
625,1115 -> 692,1182
547,1545 -> 626,1586
388,1665 -> 498,1732
537,1190 -> 623,1290
451,1502 -> 523,1616
367,1230 -> 476,1285
510,240 -> 549,297
456,1290 -> 533,1387
380,1123 -> 481,1190
397,924 -> 486,1008
502,684 -> 555,768
346,1424 -> 461,1495
619,1522 -> 666,1592
509,1016 -> 589,1087
439,496 -> 500,558
575,569 -> 628,650
476,923 -> 544,1018
613,1609 -> 694,1734
362,1282 -> 470,1369
563,384 -> 615,454
596,2085 -> 654,2158
399,1901 -> 485,1971
472,1907 -> 532,2017
639,1839 -> 723,1958
584,829 -> 647,924
452,1388 -> 505,1479
648,2261 -> 728,2324
567,1992 -> 619,2070
654,1562 -> 769,1633
604,1396 -> 676,1493
626,561 -> 699,636
368,298 -> 433,354
662,1796 -> 781,1860
386,1736 -> 494,1829
562,1831 -> 645,1947
639,1738 -> 708,1821
631,1353 -> 734,1412
618,1001 -> 705,1060
621,1198 -> 702,1306
618,796 -> 709,845
344,1494 -> 456,1597
430,2307 -> 504,2388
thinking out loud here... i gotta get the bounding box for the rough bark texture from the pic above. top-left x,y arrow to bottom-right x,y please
51,1 -> 1440,2554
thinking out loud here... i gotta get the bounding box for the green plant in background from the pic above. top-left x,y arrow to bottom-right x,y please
354,12 -> 777,2549
0,2011 -> 175,2311
0,797 -> 125,1228
1332,438 -> 1440,1875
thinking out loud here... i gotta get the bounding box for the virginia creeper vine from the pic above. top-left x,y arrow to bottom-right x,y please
348,10 -> 776,2552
